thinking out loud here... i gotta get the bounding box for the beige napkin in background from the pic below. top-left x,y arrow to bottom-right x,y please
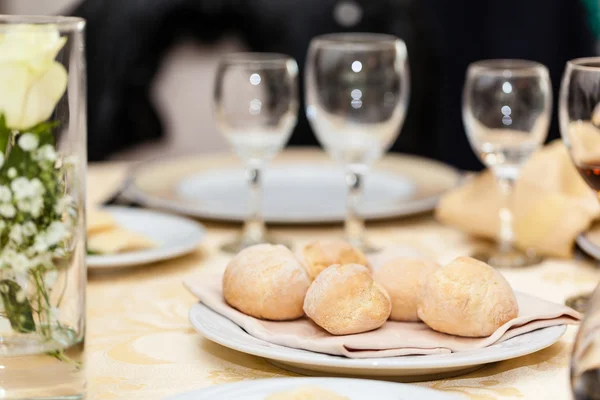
184,275 -> 579,359
436,140 -> 600,258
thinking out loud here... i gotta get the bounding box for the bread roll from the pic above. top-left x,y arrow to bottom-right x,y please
417,256 -> 519,337
266,386 -> 348,400
303,264 -> 391,335
299,239 -> 370,280
374,258 -> 440,322
223,244 -> 311,321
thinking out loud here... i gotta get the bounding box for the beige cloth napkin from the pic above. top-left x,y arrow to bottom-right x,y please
184,275 -> 579,359
436,140 -> 600,258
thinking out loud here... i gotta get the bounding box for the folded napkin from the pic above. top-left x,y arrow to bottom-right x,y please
184,275 -> 579,359
436,140 -> 600,258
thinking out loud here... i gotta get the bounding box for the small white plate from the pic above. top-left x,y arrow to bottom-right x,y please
189,303 -> 566,381
164,377 -> 460,400
126,151 -> 461,224
87,206 -> 205,269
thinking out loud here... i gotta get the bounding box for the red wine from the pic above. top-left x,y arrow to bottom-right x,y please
577,162 -> 600,192
573,369 -> 600,400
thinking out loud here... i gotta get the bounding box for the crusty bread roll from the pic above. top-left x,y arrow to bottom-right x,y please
223,244 -> 311,321
303,264 -> 391,335
266,386 -> 348,400
299,239 -> 370,280
417,256 -> 519,337
374,258 -> 440,322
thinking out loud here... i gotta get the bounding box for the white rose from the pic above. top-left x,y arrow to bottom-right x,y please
0,24 -> 68,130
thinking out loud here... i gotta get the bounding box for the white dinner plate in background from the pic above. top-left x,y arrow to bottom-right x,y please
87,206 -> 205,269
126,150 -> 461,224
164,377 -> 461,400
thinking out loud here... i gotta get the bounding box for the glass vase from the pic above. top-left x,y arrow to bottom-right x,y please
0,16 -> 87,399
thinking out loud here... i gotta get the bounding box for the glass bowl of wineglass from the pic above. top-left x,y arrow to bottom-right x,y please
305,33 -> 409,252
560,57 -> 600,312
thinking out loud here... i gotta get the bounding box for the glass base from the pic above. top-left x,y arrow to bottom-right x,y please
346,236 -> 380,254
220,234 -> 290,254
566,292 -> 590,313
472,248 -> 543,269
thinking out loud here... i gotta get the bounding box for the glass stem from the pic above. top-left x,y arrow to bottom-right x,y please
242,164 -> 266,243
345,169 -> 365,248
495,173 -> 517,254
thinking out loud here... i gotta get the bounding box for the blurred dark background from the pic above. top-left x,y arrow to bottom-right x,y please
3,0 -> 599,170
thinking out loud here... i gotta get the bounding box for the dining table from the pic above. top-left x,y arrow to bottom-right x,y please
86,152 -> 599,400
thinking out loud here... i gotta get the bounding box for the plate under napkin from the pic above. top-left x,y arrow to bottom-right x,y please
184,274 -> 579,359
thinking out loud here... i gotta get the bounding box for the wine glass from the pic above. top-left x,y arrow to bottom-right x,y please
214,53 -> 299,253
305,33 -> 409,252
571,283 -> 600,399
559,57 -> 600,312
462,60 -> 552,268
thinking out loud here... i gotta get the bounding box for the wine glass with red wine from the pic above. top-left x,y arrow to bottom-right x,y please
571,284 -> 600,400
559,57 -> 600,313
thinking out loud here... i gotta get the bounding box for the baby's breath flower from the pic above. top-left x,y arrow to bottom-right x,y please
33,144 -> 57,163
8,224 -> 23,245
46,221 -> 68,246
18,133 -> 39,151
7,168 -> 17,179
17,197 -> 44,217
54,195 -> 73,215
0,185 -> 11,203
22,222 -> 37,237
0,203 -> 16,218
11,177 -> 45,200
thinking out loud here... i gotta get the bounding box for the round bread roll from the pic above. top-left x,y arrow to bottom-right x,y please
223,244 -> 311,321
417,256 -> 519,337
374,258 -> 440,322
299,239 -> 370,280
303,264 -> 391,335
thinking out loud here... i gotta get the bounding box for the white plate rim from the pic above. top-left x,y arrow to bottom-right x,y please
125,154 -> 462,224
188,302 -> 567,371
576,233 -> 600,260
87,206 -> 205,269
163,377 -> 461,400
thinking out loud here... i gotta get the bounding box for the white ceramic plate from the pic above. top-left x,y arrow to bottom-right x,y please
87,206 -> 205,269
164,377 -> 461,400
189,303 -> 566,381
126,151 -> 461,224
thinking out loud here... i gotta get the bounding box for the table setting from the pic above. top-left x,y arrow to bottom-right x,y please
1,16 -> 600,400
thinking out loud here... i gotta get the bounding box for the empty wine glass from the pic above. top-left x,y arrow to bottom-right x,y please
214,53 -> 299,253
559,57 -> 600,312
571,283 -> 600,399
305,33 -> 409,252
463,59 -> 552,268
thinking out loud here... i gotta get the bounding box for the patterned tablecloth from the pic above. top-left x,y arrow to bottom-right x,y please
86,157 -> 598,400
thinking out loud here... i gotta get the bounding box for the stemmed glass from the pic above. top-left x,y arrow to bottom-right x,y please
559,57 -> 600,312
462,60 -> 552,268
214,53 -> 299,253
305,33 -> 409,252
